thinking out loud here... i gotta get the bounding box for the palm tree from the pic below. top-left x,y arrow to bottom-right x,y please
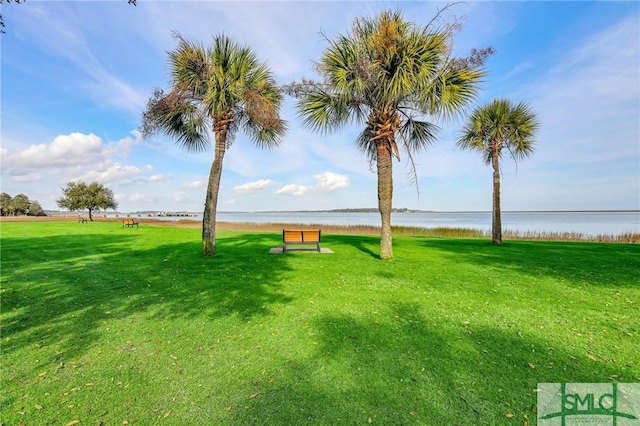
457,98 -> 539,244
293,10 -> 485,260
142,33 -> 286,256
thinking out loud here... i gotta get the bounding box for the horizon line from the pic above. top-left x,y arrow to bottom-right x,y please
45,209 -> 640,214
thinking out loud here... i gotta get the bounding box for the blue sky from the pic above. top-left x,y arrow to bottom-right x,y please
1,1 -> 639,213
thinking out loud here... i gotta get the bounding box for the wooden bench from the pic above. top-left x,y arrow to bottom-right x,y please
122,218 -> 139,228
78,216 -> 87,223
282,229 -> 321,252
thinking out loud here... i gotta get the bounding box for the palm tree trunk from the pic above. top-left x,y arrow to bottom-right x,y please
377,142 -> 393,260
202,127 -> 228,256
491,149 -> 502,245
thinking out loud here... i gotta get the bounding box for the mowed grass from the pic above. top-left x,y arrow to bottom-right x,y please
1,221 -> 638,425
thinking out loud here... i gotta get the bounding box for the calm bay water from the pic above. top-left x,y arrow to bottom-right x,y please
136,211 -> 640,236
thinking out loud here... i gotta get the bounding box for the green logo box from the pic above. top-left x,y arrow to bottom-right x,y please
538,383 -> 640,425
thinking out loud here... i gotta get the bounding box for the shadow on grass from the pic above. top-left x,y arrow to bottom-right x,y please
419,238 -> 640,288
324,234 -> 380,259
3,226 -> 637,423
232,302 -> 633,425
1,231 -> 294,359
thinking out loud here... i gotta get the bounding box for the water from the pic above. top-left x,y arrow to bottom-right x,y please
124,211 -> 640,236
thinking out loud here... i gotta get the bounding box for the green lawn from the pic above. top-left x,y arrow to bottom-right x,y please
1,221 -> 638,425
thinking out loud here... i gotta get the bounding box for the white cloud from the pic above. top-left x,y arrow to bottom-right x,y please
275,184 -> 312,196
113,132 -> 143,157
314,172 -> 350,191
2,132 -> 142,170
8,169 -> 43,183
1,130 -> 155,207
128,192 -> 156,203
5,133 -> 104,168
77,163 -> 152,184
233,179 -> 274,194
275,171 -> 350,197
148,174 -> 173,183
181,179 -> 206,189
174,192 -> 192,203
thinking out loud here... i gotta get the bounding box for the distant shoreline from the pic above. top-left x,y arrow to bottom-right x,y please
41,208 -> 640,216
252,209 -> 640,213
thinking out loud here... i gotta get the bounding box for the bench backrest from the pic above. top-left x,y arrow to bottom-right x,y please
301,230 -> 320,242
283,230 -> 321,243
123,218 -> 134,224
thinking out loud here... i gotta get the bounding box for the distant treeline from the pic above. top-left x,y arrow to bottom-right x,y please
326,208 -> 421,213
0,193 -> 46,216
266,208 -> 426,213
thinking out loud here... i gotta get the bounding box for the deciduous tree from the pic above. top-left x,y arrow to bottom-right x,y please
0,193 -> 13,216
29,200 -> 44,216
57,181 -> 118,221
10,193 -> 30,215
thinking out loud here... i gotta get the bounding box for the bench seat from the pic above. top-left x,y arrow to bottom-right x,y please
122,218 -> 139,228
282,230 -> 321,252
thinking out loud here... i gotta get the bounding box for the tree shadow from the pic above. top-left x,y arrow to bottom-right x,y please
3,226 -> 637,424
326,234 -> 380,259
230,301 -> 635,424
418,238 -> 640,288
1,231 -> 294,361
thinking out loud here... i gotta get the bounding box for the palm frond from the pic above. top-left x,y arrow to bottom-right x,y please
169,33 -> 210,98
143,89 -> 211,153
401,142 -> 421,198
239,97 -> 287,149
506,101 -> 539,161
237,63 -> 287,148
423,61 -> 485,121
398,117 -> 440,153
355,126 -> 378,165
297,90 -> 359,134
